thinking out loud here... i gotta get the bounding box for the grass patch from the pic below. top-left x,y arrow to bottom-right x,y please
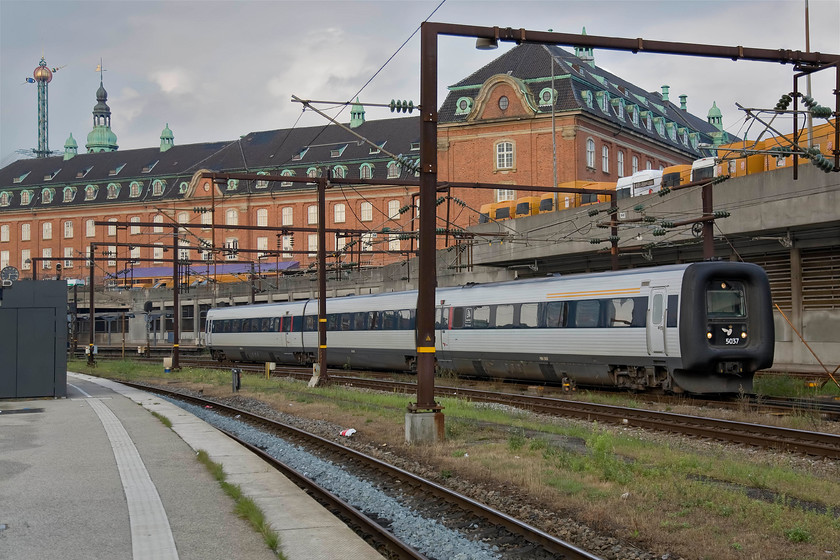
150,411 -> 172,429
754,373 -> 840,398
195,450 -> 283,558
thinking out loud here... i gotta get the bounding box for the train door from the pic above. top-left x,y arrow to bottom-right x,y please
647,287 -> 667,355
436,305 -> 451,360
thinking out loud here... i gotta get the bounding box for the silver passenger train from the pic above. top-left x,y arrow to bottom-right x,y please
206,262 -> 774,394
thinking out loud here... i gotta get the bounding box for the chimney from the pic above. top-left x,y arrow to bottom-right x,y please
679,95 -> 687,111
660,85 -> 670,102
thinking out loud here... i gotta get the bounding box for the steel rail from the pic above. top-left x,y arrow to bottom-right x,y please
125,382 -> 604,560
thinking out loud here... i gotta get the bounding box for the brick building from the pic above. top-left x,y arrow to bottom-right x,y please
1,42 -> 728,285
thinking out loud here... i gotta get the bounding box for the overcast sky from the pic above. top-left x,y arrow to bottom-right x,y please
2,0 -> 838,166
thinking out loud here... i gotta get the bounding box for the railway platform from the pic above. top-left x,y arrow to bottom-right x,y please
0,372 -> 383,560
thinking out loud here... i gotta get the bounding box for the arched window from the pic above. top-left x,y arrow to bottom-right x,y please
129,181 -> 142,197
332,166 -> 346,179
280,169 -> 294,187
387,200 -> 400,220
586,139 -> 595,168
601,145 -> 609,173
360,164 -> 374,180
334,203 -> 346,223
632,156 -> 639,174
360,201 -> 373,221
387,161 -> 400,178
617,151 -> 625,178
152,180 -> 164,196
281,207 -> 293,225
496,141 -> 514,169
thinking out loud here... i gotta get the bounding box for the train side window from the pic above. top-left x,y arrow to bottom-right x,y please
303,315 -> 317,332
519,303 -> 539,328
435,308 -> 449,330
608,298 -> 635,327
367,311 -> 379,329
573,300 -> 602,327
339,313 -> 352,331
542,301 -> 566,328
667,295 -> 678,327
451,307 -> 465,329
381,310 -> 397,330
282,317 -> 292,332
260,318 -> 270,332
326,314 -> 338,331
495,304 -> 514,328
469,305 -> 490,329
354,312 -> 367,330
397,309 -> 414,330
231,320 -> 241,333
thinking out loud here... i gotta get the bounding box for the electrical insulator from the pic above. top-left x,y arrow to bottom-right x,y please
389,99 -> 415,113
811,153 -> 836,173
811,105 -> 832,118
643,216 -> 657,223
608,235 -> 620,243
658,186 -> 671,196
588,208 -> 599,217
774,94 -> 792,111
652,228 -> 666,237
589,238 -> 603,244
660,220 -> 675,228
597,222 -> 609,229
713,210 -> 731,219
800,94 -> 817,109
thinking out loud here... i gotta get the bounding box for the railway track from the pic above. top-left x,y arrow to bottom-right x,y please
126,381 -> 606,560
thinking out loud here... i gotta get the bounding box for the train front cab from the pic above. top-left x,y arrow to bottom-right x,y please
674,262 -> 774,394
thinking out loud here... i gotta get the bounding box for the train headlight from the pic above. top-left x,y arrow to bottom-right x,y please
741,331 -> 748,339
706,331 -> 713,339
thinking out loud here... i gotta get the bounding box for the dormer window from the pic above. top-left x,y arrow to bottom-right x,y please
0,192 -> 10,207
455,97 -> 473,115
13,171 -> 31,184
109,163 -> 126,176
280,169 -> 294,187
538,88 -> 555,106
255,171 -> 269,188
596,91 -> 609,112
387,161 -> 399,179
85,185 -> 98,200
63,187 -> 76,202
76,166 -> 93,179
44,168 -> 61,181
129,181 -> 142,197
41,188 -> 54,204
581,90 -> 593,108
226,179 -> 239,191
612,98 -> 625,121
360,163 -> 374,180
20,190 -> 32,205
330,145 -> 347,158
369,142 -> 385,155
292,147 -> 308,161
152,179 -> 165,196
654,117 -> 665,137
410,142 -> 420,151
142,160 -> 159,173
107,183 -> 120,199
332,165 -> 347,179
179,181 -> 188,194
629,105 -> 639,126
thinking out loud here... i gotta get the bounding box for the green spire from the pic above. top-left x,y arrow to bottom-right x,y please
160,123 -> 174,152
85,78 -> 118,152
350,97 -> 365,128
707,101 -> 723,131
64,132 -> 78,160
574,27 -> 595,67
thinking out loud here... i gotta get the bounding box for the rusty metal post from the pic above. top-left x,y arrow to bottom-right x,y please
415,23 -> 441,414
309,173 -> 329,387
87,245 -> 95,366
172,226 -> 180,370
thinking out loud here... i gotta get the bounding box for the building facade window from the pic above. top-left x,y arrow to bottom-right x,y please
21,191 -> 31,205
21,223 -> 31,241
154,215 -> 164,233
335,235 -> 346,251
226,209 -> 238,226
361,233 -> 374,252
130,216 -> 140,234
152,180 -> 164,196
333,166 -> 346,179
632,156 -> 639,174
388,234 -> 400,251
305,205 -> 316,225
41,188 -> 54,204
63,187 -> 76,202
496,141 -> 513,170
282,235 -> 293,258
256,236 -> 268,258
334,203 -> 346,223
107,218 -> 117,236
64,247 -> 74,268
280,169 -> 294,187
107,245 -> 116,267
388,200 -> 400,220
154,243 -> 164,263
21,249 -> 31,270
85,220 -> 95,237
64,220 -> 73,238
224,238 -> 238,260
256,208 -> 268,227
42,222 -> 52,240
360,164 -> 373,180
617,151 -> 625,177
646,160 -> 653,170
1,250 -> 9,270
107,183 -> 120,199
586,139 -> 596,168
496,189 -> 515,202
387,161 -> 399,178
85,185 -> 97,200
307,234 -> 317,257
281,207 -> 293,226
0,224 -> 9,243
602,145 -> 610,173
130,181 -> 142,197
360,201 -> 373,221
42,248 -> 52,269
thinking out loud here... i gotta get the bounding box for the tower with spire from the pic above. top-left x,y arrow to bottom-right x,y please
86,65 -> 118,153
574,27 -> 595,67
26,56 -> 63,158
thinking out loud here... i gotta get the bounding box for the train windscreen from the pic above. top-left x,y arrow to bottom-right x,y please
706,281 -> 746,317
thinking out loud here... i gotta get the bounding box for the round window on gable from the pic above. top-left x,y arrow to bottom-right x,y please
498,96 -> 509,111
539,88 -> 555,106
455,96 -> 473,115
